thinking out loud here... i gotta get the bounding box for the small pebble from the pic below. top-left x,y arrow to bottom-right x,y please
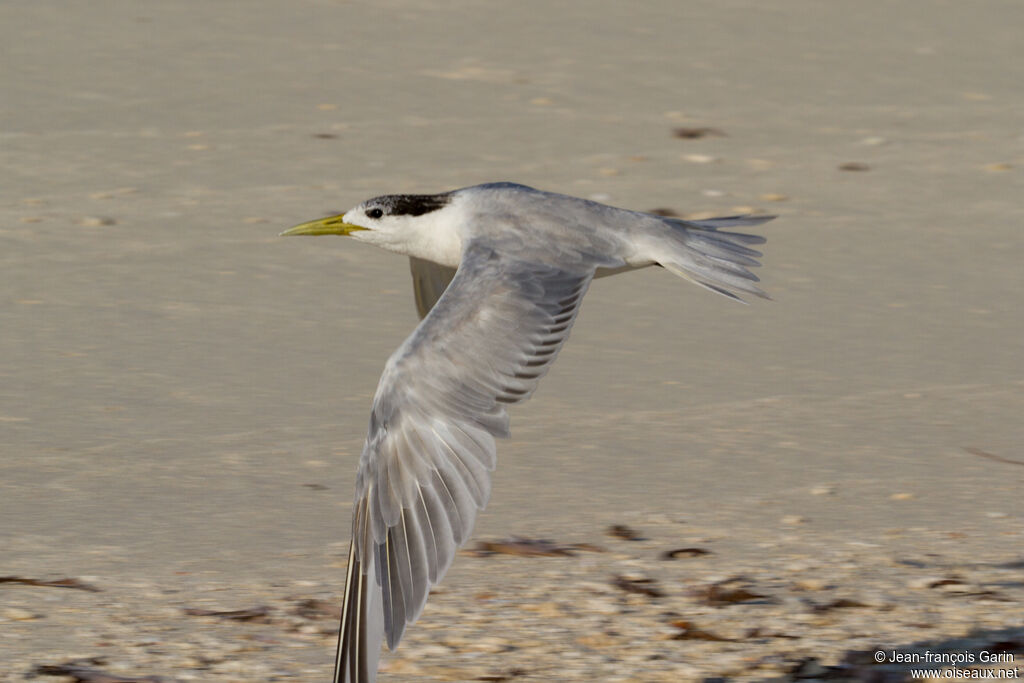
78,216 -> 117,227
2,607 -> 37,621
89,187 -> 137,199
473,636 -> 515,653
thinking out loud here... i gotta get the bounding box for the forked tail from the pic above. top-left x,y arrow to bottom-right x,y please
656,214 -> 773,302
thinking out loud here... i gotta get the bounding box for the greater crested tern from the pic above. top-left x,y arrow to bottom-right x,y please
282,182 -> 772,682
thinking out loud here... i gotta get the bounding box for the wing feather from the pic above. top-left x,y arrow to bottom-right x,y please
335,241 -> 595,681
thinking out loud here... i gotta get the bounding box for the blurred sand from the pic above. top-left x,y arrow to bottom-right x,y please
2,0 -> 1022,680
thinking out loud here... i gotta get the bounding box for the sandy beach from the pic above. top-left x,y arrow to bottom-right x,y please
2,0 -> 1022,680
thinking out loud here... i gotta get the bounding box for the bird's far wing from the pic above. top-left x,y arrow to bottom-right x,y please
409,256 -> 458,319
336,241 -> 594,683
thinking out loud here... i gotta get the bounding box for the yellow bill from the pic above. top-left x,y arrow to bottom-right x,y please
280,214 -> 367,237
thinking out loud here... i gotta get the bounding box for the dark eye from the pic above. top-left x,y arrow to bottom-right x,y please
366,208 -> 384,219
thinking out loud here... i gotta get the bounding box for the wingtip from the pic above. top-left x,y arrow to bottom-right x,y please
336,532 -> 385,683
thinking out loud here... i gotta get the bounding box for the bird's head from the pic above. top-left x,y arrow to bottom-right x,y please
282,191 -> 460,263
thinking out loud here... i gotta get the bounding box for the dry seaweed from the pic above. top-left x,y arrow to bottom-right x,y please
469,537 -> 604,557
474,669 -> 527,682
693,579 -> 771,607
669,619 -> 733,641
0,576 -> 101,592
661,547 -> 711,560
963,446 -> 1024,466
182,606 -> 272,622
672,127 -> 726,139
291,598 -> 338,619
605,524 -> 645,541
807,598 -> 870,613
611,575 -> 664,598
29,658 -> 170,682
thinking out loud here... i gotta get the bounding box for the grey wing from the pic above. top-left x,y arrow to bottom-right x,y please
336,241 -> 595,681
409,256 -> 458,319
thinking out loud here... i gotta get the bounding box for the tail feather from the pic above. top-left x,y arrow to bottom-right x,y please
656,214 -> 774,302
673,214 -> 774,235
